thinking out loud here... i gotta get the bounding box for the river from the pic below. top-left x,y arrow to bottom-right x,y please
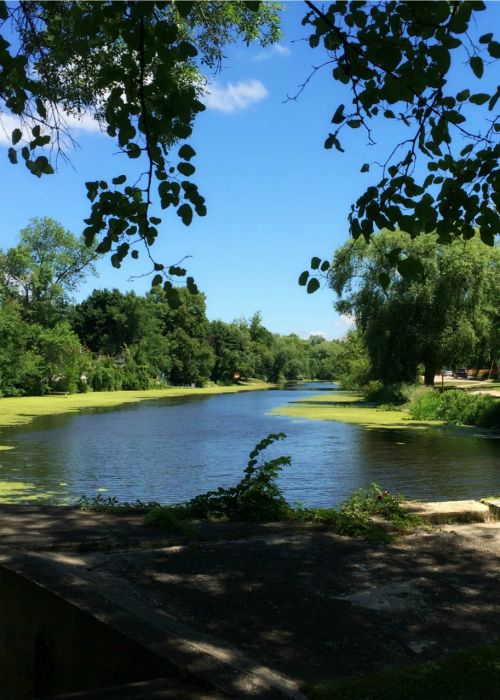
0,383 -> 498,506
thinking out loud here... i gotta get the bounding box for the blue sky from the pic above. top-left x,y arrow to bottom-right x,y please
1,2 -> 498,339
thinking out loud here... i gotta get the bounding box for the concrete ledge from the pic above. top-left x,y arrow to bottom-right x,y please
41,676 -> 225,699
404,500 -> 492,525
0,551 -> 307,700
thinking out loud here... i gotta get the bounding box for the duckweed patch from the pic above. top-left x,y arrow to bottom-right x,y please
271,392 -> 442,429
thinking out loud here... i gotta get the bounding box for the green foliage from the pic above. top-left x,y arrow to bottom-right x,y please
0,1 -> 280,286
304,637 -> 500,700
330,231 -> 500,386
409,389 -> 500,428
296,484 -> 421,537
334,330 -> 372,390
302,1 -> 499,262
0,217 -> 97,325
173,432 -> 292,521
364,381 -> 416,407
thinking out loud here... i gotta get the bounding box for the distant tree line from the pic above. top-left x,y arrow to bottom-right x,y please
0,218 -> 345,396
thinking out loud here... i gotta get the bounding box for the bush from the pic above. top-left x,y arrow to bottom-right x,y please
121,363 -> 151,390
90,363 -> 123,392
364,381 -> 416,407
409,389 -> 499,428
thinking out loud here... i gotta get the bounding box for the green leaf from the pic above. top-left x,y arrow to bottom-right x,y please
12,128 -> 22,145
310,256 -> 321,270
347,119 -> 362,129
397,256 -> 424,280
152,274 -> 163,286
306,278 -> 320,294
360,163 -> 370,173
7,147 -> 17,164
479,32 -> 493,44
178,144 -> 196,160
324,133 -> 344,152
456,89 -> 470,102
298,271 -> 309,286
177,162 -> 195,176
35,98 -> 46,119
469,93 -> 490,105
469,56 -> 484,78
177,203 -> 193,226
127,143 -> 141,159
488,41 -> 500,58
320,260 -> 330,272
331,104 -> 345,124
150,217 -> 162,225
131,250 -> 139,259
0,2 -> 8,20
460,144 -> 474,156
112,174 -> 126,185
378,272 -> 390,290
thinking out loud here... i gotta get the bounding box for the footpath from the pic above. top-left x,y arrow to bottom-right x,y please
1,501 -> 500,699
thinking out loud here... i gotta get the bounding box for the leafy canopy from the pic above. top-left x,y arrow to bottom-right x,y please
0,0 -> 280,304
299,0 -> 499,290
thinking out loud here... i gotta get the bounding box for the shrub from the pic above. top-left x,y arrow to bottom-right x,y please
364,381 -> 416,407
407,388 -> 442,420
409,389 -> 499,428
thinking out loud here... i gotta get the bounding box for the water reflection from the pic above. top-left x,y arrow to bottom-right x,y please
0,383 -> 498,506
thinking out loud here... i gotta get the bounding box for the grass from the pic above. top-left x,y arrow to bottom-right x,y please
303,637 -> 500,699
271,392 -> 443,430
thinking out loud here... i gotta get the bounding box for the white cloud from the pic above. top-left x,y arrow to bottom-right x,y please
0,109 -> 103,146
202,79 -> 268,114
253,43 -> 291,62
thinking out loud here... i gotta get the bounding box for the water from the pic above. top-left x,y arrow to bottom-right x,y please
0,383 -> 498,507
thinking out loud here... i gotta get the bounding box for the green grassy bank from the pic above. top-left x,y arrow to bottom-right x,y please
304,637 -> 500,700
271,391 -> 443,430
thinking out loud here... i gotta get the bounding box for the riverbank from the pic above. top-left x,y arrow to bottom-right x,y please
0,381 -> 273,435
271,391 -> 443,430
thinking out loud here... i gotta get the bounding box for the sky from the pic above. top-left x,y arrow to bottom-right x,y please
1,1 -> 498,339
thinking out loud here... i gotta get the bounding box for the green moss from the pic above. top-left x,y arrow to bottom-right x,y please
271,392 -> 442,429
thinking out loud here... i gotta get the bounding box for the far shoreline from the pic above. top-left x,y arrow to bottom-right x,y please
0,381 -> 274,441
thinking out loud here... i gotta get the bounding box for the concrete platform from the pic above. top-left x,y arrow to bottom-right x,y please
3,504 -> 500,699
403,499 -> 492,524
42,677 -> 225,699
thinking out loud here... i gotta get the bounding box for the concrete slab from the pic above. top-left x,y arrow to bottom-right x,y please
404,499 -> 491,524
41,676 -> 225,699
4,504 -> 500,698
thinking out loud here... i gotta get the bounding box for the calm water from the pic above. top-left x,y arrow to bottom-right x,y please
0,383 -> 498,506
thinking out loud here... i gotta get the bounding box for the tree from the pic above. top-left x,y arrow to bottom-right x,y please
73,289 -> 154,356
208,320 -> 254,383
0,217 -> 97,324
159,288 -> 215,385
0,1 -> 280,302
329,230 -> 500,386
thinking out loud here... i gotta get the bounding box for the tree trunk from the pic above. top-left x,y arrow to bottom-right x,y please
424,364 -> 436,387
